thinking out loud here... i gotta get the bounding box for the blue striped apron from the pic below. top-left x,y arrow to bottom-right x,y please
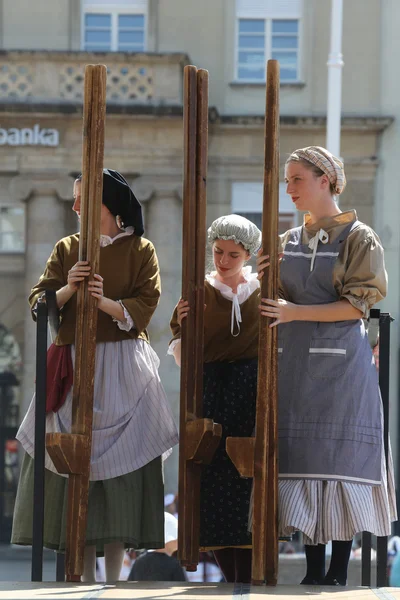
278,220 -> 382,485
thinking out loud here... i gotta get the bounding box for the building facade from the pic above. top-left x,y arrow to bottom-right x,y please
0,0 -> 398,500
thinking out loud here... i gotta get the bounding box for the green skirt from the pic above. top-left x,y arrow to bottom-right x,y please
11,453 -> 164,555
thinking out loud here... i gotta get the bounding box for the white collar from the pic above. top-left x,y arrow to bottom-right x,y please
100,226 -> 134,248
206,266 -> 258,297
206,266 -> 259,336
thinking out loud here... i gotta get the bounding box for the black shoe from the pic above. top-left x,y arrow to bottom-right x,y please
300,576 -> 323,585
323,576 -> 346,586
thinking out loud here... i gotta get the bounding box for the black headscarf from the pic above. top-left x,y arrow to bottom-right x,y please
77,169 -> 144,236
102,169 -> 144,236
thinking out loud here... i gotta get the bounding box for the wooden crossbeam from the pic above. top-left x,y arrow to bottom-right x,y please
46,64 -> 107,581
177,65 -> 222,571
226,59 -> 280,586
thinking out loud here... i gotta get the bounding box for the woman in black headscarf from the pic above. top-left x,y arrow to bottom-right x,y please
12,169 -> 179,582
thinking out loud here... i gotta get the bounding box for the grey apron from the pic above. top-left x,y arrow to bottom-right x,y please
278,220 -> 382,485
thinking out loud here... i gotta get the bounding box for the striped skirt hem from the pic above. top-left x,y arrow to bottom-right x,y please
249,445 -> 397,545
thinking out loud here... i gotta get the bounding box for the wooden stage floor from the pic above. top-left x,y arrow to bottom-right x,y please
0,582 -> 399,600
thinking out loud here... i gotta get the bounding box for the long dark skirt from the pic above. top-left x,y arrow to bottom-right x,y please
200,358 -> 257,547
11,453 -> 164,555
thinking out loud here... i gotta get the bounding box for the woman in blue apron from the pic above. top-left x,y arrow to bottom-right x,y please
258,146 -> 396,586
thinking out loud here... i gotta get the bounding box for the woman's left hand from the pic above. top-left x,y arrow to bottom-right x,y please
260,298 -> 298,327
256,249 -> 284,280
88,274 -> 104,304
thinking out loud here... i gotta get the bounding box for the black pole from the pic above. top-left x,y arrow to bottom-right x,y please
56,552 -> 65,582
376,312 -> 393,588
361,531 -> 372,587
0,400 -> 5,544
31,300 -> 48,582
361,309 -> 380,587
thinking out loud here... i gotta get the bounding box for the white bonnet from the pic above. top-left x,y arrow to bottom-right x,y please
207,214 -> 261,255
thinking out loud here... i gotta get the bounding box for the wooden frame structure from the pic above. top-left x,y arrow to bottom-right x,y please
226,59 -> 280,585
46,64 -> 107,581
177,64 -> 222,571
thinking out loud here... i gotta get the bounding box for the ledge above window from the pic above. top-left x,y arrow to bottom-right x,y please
229,80 -> 306,89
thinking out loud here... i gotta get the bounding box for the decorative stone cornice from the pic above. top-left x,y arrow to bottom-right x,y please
214,114 -> 394,132
9,174 -> 74,202
0,49 -> 190,66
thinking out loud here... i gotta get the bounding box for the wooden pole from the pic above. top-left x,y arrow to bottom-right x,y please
46,64 -> 106,581
193,68 -> 208,419
257,58 -> 280,586
225,60 -> 280,586
178,65 -> 221,571
178,64 -> 198,568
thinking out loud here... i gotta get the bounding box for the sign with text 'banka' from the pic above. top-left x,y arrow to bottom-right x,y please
0,124 -> 59,147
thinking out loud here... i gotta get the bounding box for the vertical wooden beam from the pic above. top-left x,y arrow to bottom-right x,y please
67,63 -> 106,581
178,65 -> 221,571
262,59 -> 280,586
178,64 -> 198,568
46,63 -> 107,581
193,68 -> 208,419
225,60 -> 280,586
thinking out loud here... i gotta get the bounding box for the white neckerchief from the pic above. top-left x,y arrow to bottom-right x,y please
308,228 -> 329,271
100,226 -> 134,248
205,266 -> 259,337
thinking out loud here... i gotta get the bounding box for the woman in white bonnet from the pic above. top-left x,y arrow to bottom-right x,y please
169,214 -> 261,583
257,146 -> 396,586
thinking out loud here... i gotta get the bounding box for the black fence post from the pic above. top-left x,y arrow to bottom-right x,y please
361,310 -> 393,588
56,553 -> 65,582
376,312 -> 393,588
31,290 -> 64,582
31,300 -> 48,582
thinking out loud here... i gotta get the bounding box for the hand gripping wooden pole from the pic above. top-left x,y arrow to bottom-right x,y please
46,64 -> 106,581
226,60 -> 280,586
178,65 -> 222,571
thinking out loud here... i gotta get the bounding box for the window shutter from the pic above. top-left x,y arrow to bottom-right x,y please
236,0 -> 302,19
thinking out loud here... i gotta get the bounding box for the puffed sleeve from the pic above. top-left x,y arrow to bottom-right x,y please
340,228 -> 387,318
120,241 -> 161,335
28,242 -> 66,321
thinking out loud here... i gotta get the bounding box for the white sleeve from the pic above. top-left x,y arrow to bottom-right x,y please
167,338 -> 181,355
113,301 -> 135,332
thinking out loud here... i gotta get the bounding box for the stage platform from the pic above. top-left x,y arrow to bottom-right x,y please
0,582 -> 399,600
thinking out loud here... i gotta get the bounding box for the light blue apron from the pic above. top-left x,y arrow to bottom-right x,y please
278,220 -> 382,485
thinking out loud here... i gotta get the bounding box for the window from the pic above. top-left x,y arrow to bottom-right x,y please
0,206 -> 25,253
83,1 -> 147,52
236,0 -> 302,82
231,182 -> 298,234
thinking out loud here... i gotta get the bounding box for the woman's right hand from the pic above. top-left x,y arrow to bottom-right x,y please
67,261 -> 91,293
177,299 -> 190,326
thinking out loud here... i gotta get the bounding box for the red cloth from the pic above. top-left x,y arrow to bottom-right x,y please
46,344 -> 73,413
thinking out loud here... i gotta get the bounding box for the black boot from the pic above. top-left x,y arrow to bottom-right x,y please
213,548 -> 236,582
300,544 -> 326,585
323,540 -> 353,586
